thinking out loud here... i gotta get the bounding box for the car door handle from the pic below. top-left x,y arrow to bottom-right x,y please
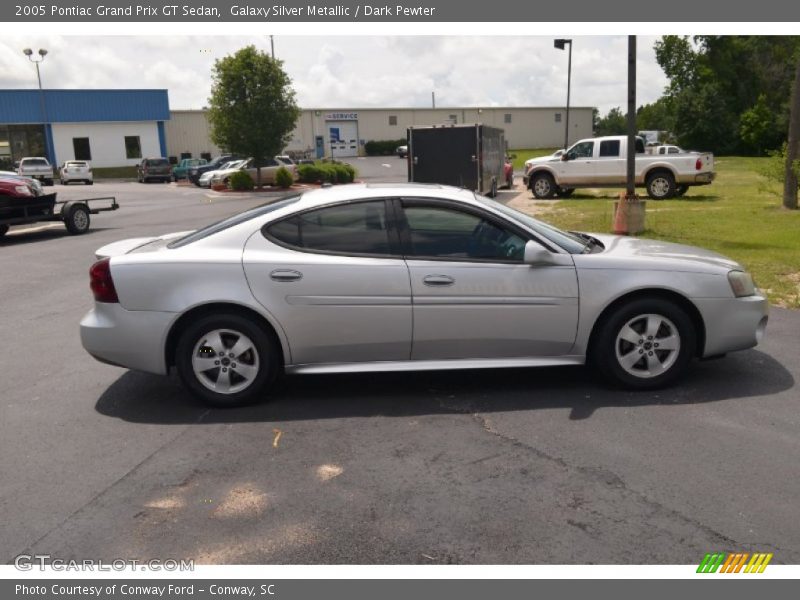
423,274 -> 455,286
270,269 -> 303,282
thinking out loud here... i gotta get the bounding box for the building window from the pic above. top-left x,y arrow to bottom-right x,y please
449,114 -> 458,123
504,113 -> 512,124
72,137 -> 91,161
389,115 -> 398,126
201,152 -> 211,161
555,113 -> 562,123
124,136 -> 142,159
180,152 -> 192,160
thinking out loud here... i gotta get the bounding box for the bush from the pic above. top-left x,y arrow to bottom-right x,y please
297,161 -> 357,184
275,166 -> 294,188
364,139 -> 407,156
228,170 -> 254,191
760,143 -> 800,189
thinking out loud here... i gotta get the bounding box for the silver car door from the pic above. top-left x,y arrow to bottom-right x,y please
242,198 -> 412,365
398,199 -> 579,360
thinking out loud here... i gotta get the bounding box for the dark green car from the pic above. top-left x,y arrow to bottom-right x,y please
172,158 -> 208,181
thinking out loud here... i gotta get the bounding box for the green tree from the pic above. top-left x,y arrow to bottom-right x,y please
595,107 -> 627,136
207,45 -> 300,186
653,35 -> 800,155
636,97 -> 675,133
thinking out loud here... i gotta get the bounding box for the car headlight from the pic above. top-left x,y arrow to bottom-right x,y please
728,270 -> 756,297
14,185 -> 32,196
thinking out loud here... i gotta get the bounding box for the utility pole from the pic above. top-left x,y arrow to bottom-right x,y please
784,56 -> 800,210
432,91 -> 435,109
23,48 -> 49,160
626,35 -> 636,198
270,35 -> 275,59
554,39 -> 573,149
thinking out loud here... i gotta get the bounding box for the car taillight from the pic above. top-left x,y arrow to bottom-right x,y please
89,258 -> 119,303
695,158 -> 703,170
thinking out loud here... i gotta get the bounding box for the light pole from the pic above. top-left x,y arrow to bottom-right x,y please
554,38 -> 572,150
23,48 -> 49,159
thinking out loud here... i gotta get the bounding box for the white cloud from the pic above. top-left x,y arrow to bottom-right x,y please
0,35 -> 668,114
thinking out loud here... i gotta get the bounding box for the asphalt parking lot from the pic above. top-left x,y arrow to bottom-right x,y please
2,169 -> 799,564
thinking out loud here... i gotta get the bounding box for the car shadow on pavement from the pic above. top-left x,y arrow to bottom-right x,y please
95,349 -> 794,425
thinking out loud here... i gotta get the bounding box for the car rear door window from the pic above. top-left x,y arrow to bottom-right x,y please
599,140 -> 620,157
266,200 -> 394,256
401,203 -> 526,262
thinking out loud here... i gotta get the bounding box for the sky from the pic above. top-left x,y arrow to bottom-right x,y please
0,36 -> 669,115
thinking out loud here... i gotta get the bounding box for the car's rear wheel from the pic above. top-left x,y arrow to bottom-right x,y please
0,224 -> 9,238
531,173 -> 556,199
675,184 -> 688,196
175,313 -> 278,407
591,298 -> 696,389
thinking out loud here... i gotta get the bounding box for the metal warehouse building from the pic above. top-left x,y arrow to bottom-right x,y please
166,106 -> 594,160
0,89 -> 170,169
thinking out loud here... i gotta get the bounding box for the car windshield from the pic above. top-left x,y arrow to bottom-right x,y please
474,195 -> 587,254
168,195 -> 302,248
146,159 -> 169,166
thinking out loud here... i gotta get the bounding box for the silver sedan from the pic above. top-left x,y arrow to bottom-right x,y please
80,184 -> 768,406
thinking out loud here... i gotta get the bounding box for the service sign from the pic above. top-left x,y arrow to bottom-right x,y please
325,112 -> 359,120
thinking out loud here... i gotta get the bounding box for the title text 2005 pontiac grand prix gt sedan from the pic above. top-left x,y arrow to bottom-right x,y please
80,184 -> 768,407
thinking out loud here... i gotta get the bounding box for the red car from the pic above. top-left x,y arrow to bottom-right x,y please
0,176 -> 56,237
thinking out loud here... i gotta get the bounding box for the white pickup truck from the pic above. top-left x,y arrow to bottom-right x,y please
523,136 -> 715,200
17,157 -> 55,186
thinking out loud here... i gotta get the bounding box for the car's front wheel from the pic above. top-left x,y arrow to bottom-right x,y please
592,298 -> 696,389
175,313 -> 279,407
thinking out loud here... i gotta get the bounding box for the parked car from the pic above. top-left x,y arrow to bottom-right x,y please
522,149 -> 566,192
198,160 -> 244,188
59,160 -> 93,185
210,157 -> 298,187
172,158 -> 208,181
81,183 -> 768,407
17,157 -> 54,186
0,170 -> 43,195
188,155 -> 239,186
396,145 -> 408,158
136,158 -> 171,183
0,176 -> 54,237
525,135 -> 715,199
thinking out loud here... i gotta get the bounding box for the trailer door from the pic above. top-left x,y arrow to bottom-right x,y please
409,127 -> 478,190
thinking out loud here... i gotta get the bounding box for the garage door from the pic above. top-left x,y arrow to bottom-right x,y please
328,121 -> 359,158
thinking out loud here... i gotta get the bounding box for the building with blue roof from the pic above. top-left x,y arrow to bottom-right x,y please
0,89 -> 169,168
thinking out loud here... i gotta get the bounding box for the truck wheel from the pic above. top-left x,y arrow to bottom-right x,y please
531,173 -> 556,199
489,179 -> 498,198
646,171 -> 676,199
558,187 -> 575,198
0,224 -> 9,238
64,204 -> 91,235
675,185 -> 688,197
45,179 -> 54,186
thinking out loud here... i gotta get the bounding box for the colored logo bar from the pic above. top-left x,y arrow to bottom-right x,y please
697,552 -> 773,573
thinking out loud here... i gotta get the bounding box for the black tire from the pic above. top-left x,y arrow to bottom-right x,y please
175,313 -> 279,407
531,172 -> 556,199
64,204 -> 91,235
646,171 -> 676,200
86,180 -> 93,185
558,187 -> 575,198
45,179 -> 54,186
591,297 -> 696,390
675,184 -> 688,197
489,179 -> 498,198
60,179 -> 66,185
0,224 -> 9,238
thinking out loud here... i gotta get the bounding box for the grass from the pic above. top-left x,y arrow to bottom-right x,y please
507,155 -> 800,308
92,166 -> 138,179
508,148 -> 560,171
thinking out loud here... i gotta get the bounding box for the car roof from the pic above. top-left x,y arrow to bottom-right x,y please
293,183 -> 478,209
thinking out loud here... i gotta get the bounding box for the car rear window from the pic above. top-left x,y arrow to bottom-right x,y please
168,195 -> 302,249
145,159 -> 169,166
22,158 -> 48,166
67,161 -> 87,167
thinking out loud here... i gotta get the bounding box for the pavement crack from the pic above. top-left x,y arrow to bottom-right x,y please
8,409 -> 211,563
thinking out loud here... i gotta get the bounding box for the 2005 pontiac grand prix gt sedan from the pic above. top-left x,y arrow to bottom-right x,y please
80,184 -> 768,407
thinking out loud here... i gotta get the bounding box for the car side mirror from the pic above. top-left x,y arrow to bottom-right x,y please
523,240 -> 555,265
561,154 -> 569,161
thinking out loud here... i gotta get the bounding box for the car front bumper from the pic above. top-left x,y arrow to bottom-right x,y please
80,303 -> 175,375
695,293 -> 769,357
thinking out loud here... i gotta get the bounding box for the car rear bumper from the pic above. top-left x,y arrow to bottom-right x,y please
80,303 -> 175,375
695,293 -> 769,357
